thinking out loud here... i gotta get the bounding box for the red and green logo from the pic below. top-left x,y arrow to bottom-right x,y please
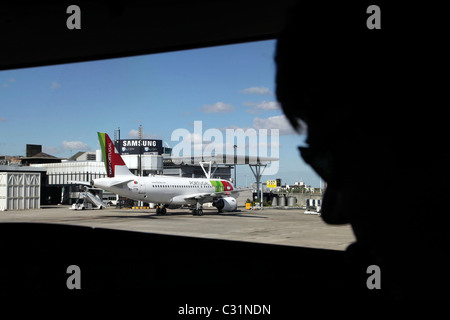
210,180 -> 233,192
98,132 -> 126,177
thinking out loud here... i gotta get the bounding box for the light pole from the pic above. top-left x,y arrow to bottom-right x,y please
138,124 -> 143,177
138,125 -> 143,207
233,144 -> 237,185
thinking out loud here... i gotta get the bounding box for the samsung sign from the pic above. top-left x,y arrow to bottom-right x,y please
116,139 -> 163,155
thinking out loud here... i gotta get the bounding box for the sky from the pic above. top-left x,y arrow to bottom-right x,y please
0,40 -> 321,187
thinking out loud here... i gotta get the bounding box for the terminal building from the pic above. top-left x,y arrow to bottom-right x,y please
1,136 -> 278,210
1,141 -> 233,208
32,151 -> 232,205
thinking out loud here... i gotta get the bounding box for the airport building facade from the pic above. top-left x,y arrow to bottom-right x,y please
0,144 -> 232,208
30,152 -> 231,205
1,137 -> 283,209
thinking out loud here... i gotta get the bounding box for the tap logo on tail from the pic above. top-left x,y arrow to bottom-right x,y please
97,132 -> 132,177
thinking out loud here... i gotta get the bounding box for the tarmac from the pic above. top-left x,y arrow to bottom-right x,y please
0,205 -> 355,251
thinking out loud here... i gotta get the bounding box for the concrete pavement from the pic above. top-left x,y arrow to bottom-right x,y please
0,205 -> 355,250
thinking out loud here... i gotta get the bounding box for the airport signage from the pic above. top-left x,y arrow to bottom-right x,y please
116,139 -> 163,155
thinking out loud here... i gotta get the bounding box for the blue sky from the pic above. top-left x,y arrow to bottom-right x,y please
0,40 -> 321,187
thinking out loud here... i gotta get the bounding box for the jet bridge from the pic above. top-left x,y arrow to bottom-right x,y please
171,154 -> 278,195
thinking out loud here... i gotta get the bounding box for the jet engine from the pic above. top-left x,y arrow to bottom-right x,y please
213,197 -> 237,212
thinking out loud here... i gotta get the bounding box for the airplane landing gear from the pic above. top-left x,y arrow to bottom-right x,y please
192,202 -> 203,216
156,205 -> 166,215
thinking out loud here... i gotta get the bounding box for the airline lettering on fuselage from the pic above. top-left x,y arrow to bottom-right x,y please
189,181 -> 210,186
106,141 -> 113,176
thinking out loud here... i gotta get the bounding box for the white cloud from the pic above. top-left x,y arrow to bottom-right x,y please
50,81 -> 61,90
183,132 -> 203,144
200,102 -> 235,113
247,140 -> 282,149
252,115 -> 297,135
244,100 -> 281,113
1,78 -> 16,88
43,140 -> 91,155
42,146 -> 61,155
127,129 -> 140,138
239,86 -> 272,95
218,125 -> 252,132
62,140 -> 89,151
173,131 -> 234,154
127,129 -> 161,139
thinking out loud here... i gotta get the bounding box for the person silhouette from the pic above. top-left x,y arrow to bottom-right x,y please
275,2 -> 448,299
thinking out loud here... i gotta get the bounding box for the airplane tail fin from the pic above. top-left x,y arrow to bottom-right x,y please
97,132 -> 133,177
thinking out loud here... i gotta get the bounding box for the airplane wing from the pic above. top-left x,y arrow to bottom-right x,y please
183,187 -> 251,201
211,187 -> 252,196
230,187 -> 252,193
183,193 -> 215,201
68,180 -> 91,186
68,179 -> 134,187
110,179 -> 134,187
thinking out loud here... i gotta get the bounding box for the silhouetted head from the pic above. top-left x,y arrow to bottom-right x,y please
275,2 -> 448,298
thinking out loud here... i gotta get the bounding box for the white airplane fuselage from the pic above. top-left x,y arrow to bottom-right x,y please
91,132 -> 240,214
93,175 -> 233,206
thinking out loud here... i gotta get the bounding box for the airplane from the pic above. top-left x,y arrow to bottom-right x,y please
79,132 -> 247,216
